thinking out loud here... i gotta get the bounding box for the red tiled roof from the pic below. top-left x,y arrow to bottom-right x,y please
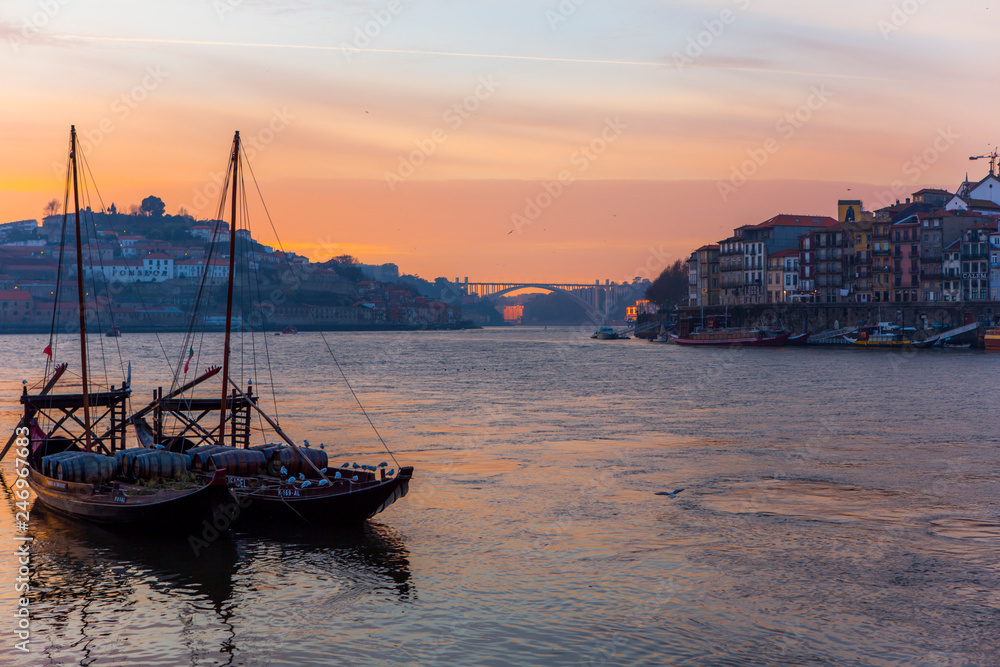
770,248 -> 799,258
757,214 -> 839,228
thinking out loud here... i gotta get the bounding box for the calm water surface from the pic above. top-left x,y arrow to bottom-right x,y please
1,327 -> 999,666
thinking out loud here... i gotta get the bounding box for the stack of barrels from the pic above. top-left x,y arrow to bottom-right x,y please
115,449 -> 191,481
40,451 -> 117,485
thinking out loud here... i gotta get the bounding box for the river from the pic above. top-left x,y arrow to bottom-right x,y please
1,327 -> 998,666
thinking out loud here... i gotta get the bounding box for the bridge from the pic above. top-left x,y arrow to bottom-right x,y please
449,280 -> 647,322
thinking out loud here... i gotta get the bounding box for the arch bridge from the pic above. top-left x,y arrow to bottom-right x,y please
456,281 -> 644,322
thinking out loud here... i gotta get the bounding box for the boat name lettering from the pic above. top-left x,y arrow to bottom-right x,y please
279,489 -> 300,497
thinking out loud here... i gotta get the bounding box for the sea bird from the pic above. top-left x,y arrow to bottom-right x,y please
654,488 -> 685,498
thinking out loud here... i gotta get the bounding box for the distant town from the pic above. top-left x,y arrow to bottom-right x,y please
682,167 -> 1000,310
0,197 -> 654,332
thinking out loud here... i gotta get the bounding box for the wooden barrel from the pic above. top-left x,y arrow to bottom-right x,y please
133,451 -> 191,481
208,449 -> 266,476
267,446 -> 328,477
41,450 -> 87,477
250,444 -> 282,461
115,449 -> 152,481
187,445 -> 233,471
55,454 -> 117,485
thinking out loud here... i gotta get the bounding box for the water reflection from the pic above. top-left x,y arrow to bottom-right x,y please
3,470 -> 413,666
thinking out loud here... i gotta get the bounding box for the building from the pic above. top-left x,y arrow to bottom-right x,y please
741,214 -> 835,304
942,239 -> 961,301
693,244 -> 720,307
891,219 -> 920,302
765,249 -> 798,303
718,233 -> 744,305
960,225 -> 992,301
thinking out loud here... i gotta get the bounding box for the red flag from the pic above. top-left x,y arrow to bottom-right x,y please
42,345 -> 52,359
183,346 -> 194,373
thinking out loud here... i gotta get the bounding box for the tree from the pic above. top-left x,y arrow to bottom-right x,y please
646,260 -> 688,308
140,195 -> 165,218
44,199 -> 59,217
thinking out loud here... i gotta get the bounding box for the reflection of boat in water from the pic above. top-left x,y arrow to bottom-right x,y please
668,328 -> 791,346
843,322 -> 913,347
7,466 -> 413,666
591,326 -> 629,340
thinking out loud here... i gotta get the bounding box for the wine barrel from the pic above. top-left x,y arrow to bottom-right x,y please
187,445 -> 233,471
115,449 -> 152,481
250,444 -> 282,461
267,446 -> 328,477
208,449 -> 266,476
55,453 -> 117,485
41,450 -> 87,478
133,451 -> 191,481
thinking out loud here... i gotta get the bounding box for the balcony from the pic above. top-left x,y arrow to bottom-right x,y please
920,267 -> 943,278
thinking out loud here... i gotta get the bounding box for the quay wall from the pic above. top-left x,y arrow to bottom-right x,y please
641,303 -> 1000,337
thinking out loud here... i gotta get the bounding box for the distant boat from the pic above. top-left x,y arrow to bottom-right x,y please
786,332 -> 810,346
105,325 -> 121,338
843,322 -> 913,348
591,326 -> 629,340
668,328 -> 791,347
281,326 -> 297,335
983,328 -> 1000,351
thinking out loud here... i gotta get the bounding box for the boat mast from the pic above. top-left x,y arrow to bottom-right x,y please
219,131 -> 240,445
70,126 -> 93,451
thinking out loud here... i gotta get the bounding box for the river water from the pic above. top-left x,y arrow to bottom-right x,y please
1,327 -> 999,666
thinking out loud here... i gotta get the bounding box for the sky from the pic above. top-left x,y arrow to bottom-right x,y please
1,0 -> 998,283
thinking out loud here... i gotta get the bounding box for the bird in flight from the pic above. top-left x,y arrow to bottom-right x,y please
654,488 -> 685,498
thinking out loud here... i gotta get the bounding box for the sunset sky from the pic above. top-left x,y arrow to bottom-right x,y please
1,0 -> 997,283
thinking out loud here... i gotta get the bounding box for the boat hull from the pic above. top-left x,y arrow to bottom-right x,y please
231,466 -> 413,526
669,332 -> 791,347
28,467 -> 237,530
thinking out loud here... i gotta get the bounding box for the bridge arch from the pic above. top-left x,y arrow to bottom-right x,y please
478,284 -> 605,323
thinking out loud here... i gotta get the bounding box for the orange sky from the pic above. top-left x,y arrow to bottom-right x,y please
2,1 -> 997,282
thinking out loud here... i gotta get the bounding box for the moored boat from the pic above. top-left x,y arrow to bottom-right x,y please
668,328 -> 791,346
843,322 -> 913,348
3,127 -> 236,531
592,326 -> 629,340
983,328 -> 1000,350
128,131 -> 413,528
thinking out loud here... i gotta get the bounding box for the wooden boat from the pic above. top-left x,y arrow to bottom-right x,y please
128,131 -> 412,527
105,325 -> 121,337
669,328 -> 791,346
2,127 -> 236,531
